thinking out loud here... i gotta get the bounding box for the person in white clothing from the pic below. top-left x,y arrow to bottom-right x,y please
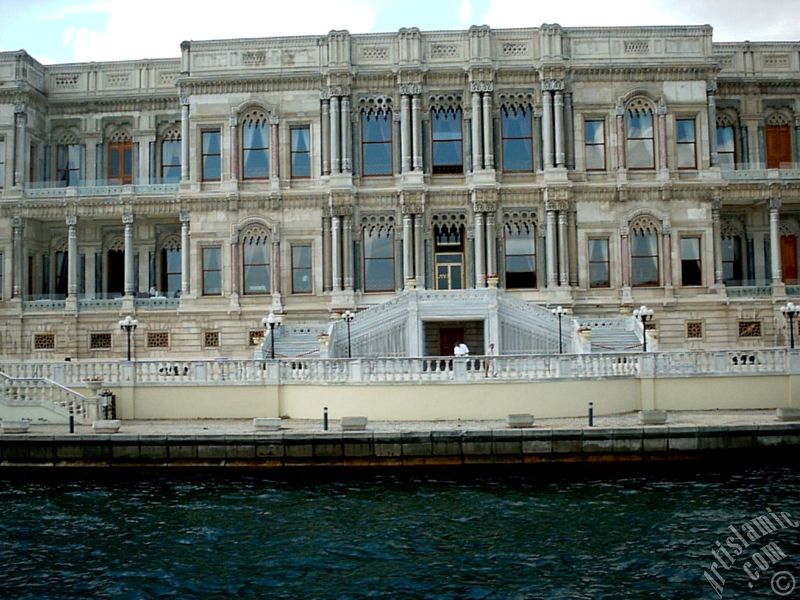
458,342 -> 470,356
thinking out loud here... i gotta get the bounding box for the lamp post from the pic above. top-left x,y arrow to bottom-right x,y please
261,312 -> 277,359
781,302 -> 800,349
118,315 -> 138,361
633,305 -> 654,352
343,310 -> 354,358
551,305 -> 565,354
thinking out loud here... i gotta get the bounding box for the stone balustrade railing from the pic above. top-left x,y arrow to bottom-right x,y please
0,371 -> 98,422
2,348 -> 797,388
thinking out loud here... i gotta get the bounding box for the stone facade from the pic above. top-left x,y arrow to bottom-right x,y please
1,24 -> 800,360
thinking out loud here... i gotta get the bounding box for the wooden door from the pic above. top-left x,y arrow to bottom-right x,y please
108,142 -> 133,184
439,327 -> 464,357
766,125 -> 791,169
781,235 -> 798,284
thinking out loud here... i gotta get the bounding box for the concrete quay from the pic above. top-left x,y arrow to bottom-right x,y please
0,411 -> 798,469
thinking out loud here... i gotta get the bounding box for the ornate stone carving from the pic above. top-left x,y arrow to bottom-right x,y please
400,191 -> 425,215
399,83 -> 422,95
65,216 -> 77,227
469,80 -> 494,93
122,213 -> 134,225
541,79 -> 564,92
179,210 -> 190,223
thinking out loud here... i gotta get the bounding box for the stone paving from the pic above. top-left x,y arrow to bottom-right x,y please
15,409 -> 789,435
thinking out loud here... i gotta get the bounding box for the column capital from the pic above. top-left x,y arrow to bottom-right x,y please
706,80 -> 718,95
229,115 -> 238,127
179,209 -> 190,223
66,215 -> 77,227
122,213 -> 134,225
541,79 -> 564,92
180,96 -> 190,106
12,216 -> 23,229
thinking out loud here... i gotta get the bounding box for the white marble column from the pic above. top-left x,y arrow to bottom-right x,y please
471,92 -> 483,171
411,95 -> 422,171
482,93 -> 494,169
13,218 -> 23,297
554,91 -> 565,167
770,206 -> 782,284
271,240 -> 281,296
712,204 -> 723,284
657,105 -> 668,172
414,215 -> 425,288
486,213 -> 496,277
321,99 -> 331,175
136,134 -> 151,184
331,215 -> 341,290
180,211 -> 190,295
230,237 -> 240,298
270,119 -> 279,180
341,97 -> 351,173
180,97 -> 190,182
343,215 -> 353,290
67,216 -> 78,298
558,211 -> 568,286
662,231 -> 673,287
13,109 -> 27,187
616,107 -> 626,170
123,214 -> 135,296
621,233 -> 630,287
546,209 -> 557,287
229,116 -> 239,182
322,216 -> 332,291
401,95 -> 411,173
403,214 -> 413,287
475,212 -> 485,288
330,96 -> 340,174
707,88 -> 718,166
542,92 -> 554,169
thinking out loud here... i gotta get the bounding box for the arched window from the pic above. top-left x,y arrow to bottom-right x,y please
630,216 -> 660,287
501,104 -> 533,172
716,114 -> 737,170
504,220 -> 536,288
431,105 -> 463,174
433,220 -> 465,290
720,221 -> 743,285
160,235 -> 182,296
55,130 -> 81,186
108,129 -> 132,184
626,99 -> 655,170
363,224 -> 394,291
159,126 -> 181,183
361,107 -> 393,176
241,109 -> 270,179
241,226 -> 270,294
766,112 -> 792,169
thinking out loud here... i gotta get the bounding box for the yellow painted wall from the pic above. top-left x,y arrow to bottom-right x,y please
113,385 -> 279,419
652,376 -> 792,411
278,379 -> 638,420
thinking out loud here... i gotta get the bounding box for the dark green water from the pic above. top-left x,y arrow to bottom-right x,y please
1,464 -> 799,599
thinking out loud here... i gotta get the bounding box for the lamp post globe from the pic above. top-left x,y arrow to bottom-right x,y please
118,315 -> 138,361
261,311 -> 277,359
632,305 -> 654,352
551,305 -> 565,354
781,302 -> 800,349
343,311 -> 355,358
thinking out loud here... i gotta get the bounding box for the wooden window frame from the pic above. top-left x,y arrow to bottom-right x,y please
584,119 -> 606,172
201,129 -> 222,182
201,246 -> 222,296
676,118 -> 697,170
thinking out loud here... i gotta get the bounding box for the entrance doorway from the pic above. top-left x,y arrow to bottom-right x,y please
781,235 -> 798,284
107,249 -> 125,296
434,222 -> 465,290
439,327 -> 464,356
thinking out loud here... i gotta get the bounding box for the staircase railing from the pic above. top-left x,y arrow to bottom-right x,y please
0,370 -> 98,423
498,294 -> 573,354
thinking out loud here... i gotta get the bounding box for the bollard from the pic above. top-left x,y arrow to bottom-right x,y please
69,414 -> 74,434
323,406 -> 329,431
588,402 -> 594,427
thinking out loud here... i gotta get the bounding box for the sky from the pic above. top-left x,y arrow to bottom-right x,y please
1,0 -> 799,65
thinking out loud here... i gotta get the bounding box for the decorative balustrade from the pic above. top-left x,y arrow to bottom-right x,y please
23,180 -> 179,199
1,349 -> 797,390
725,283 -> 773,298
720,164 -> 800,181
0,371 -> 98,422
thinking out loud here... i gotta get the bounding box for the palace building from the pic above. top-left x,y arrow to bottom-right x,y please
1,23 -> 800,361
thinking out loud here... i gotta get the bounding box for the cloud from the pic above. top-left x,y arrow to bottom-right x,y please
478,0 -> 800,41
60,0 -> 377,63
